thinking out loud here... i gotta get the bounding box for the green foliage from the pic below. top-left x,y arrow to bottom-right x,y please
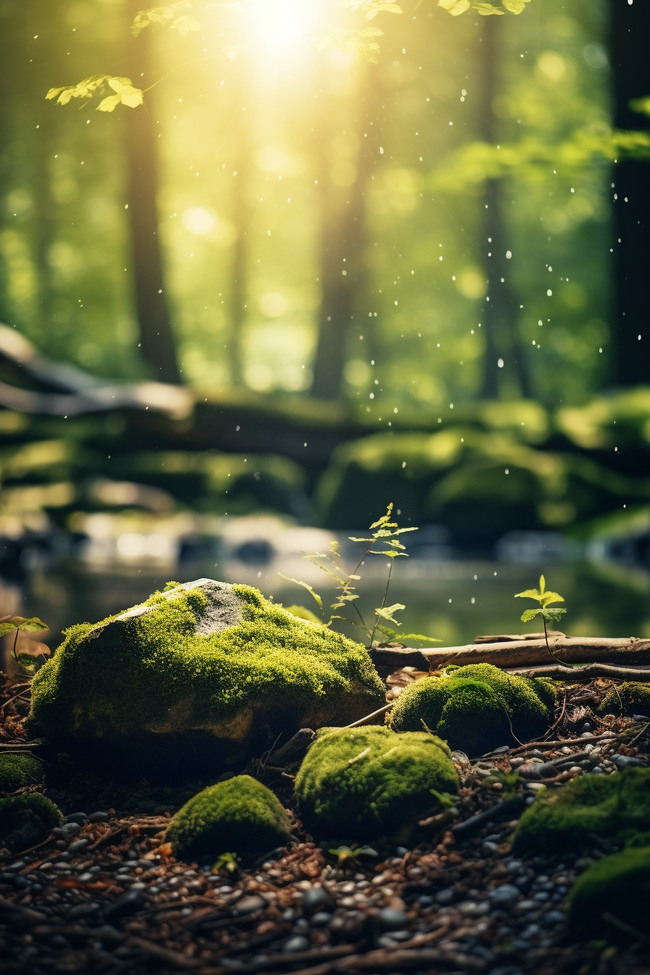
0,793 -> 62,852
512,768 -> 650,856
0,614 -> 48,667
390,663 -> 555,754
438,0 -> 532,16
567,846 -> 650,937
515,574 -> 567,628
131,4 -> 200,37
212,851 -> 239,874
295,725 -> 458,839
0,754 -> 45,796
46,76 -> 144,112
30,582 -> 384,752
597,683 -> 650,719
166,775 -> 291,863
328,843 -> 377,863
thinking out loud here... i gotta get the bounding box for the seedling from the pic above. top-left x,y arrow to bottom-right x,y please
212,851 -> 239,875
0,615 -> 48,671
328,844 -> 378,864
280,504 -> 439,648
515,575 -> 566,662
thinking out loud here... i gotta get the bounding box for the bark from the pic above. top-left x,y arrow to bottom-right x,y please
311,65 -> 378,400
369,636 -> 650,671
477,17 -> 529,399
125,0 -> 180,384
611,0 -> 650,385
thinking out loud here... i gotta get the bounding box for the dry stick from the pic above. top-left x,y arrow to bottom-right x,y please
508,663 -> 650,682
342,703 -> 394,730
0,740 -> 44,750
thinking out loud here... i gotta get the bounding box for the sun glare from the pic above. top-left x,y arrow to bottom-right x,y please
246,0 -> 316,54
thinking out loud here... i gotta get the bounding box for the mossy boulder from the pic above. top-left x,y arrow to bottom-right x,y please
0,753 -> 45,795
0,793 -> 62,853
512,768 -> 650,856
389,663 -> 555,755
568,846 -> 650,937
166,775 -> 291,864
597,682 -> 650,718
30,580 -> 384,773
294,725 -> 458,839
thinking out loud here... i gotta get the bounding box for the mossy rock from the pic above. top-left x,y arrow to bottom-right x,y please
0,753 -> 45,796
389,663 -> 555,755
30,580 -> 384,775
597,682 -> 650,718
568,846 -> 650,937
512,768 -> 650,856
166,775 -> 291,864
0,793 -> 62,854
294,725 -> 458,839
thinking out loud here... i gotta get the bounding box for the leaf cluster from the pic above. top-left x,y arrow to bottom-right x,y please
46,76 -> 144,113
515,574 -> 567,626
0,615 -> 48,669
438,0 -> 531,15
131,3 -> 200,37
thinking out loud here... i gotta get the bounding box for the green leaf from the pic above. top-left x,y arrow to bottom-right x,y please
438,0 -> 470,14
0,616 -> 48,638
520,608 -> 541,623
374,603 -> 405,625
277,574 -> 322,610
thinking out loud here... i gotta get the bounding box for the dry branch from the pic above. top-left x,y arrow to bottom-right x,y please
506,663 -> 650,681
370,636 -> 650,671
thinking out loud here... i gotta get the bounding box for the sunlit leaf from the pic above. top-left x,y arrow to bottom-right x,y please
374,602 -> 405,625
0,616 -> 48,638
277,573 -> 322,610
172,15 -> 201,34
520,608 -> 542,623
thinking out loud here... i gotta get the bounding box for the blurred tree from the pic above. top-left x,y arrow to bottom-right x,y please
477,16 -> 529,399
611,0 -> 650,386
124,0 -> 180,384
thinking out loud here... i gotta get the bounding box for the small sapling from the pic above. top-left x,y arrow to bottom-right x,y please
515,574 -> 566,662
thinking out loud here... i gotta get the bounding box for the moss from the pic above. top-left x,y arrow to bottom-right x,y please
568,846 -> 650,936
389,664 -> 555,755
30,582 -> 384,767
597,682 -> 650,718
294,725 -> 458,839
0,793 -> 62,853
512,768 -> 650,856
166,775 -> 290,863
0,754 -> 45,795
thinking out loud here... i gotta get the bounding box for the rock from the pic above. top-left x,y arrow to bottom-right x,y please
283,935 -> 310,953
295,726 -> 458,839
434,887 -> 455,905
378,906 -> 408,930
103,889 -> 145,923
302,886 -> 336,915
30,580 -> 385,773
512,767 -> 650,856
568,846 -> 650,936
0,794 -> 62,854
166,776 -> 291,864
88,811 -> 109,823
389,663 -> 555,755
489,883 -> 520,905
0,754 -> 45,796
309,911 -> 333,927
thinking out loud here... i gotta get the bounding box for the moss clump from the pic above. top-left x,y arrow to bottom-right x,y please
0,754 -> 45,795
0,793 -> 62,853
294,725 -> 458,839
568,846 -> 650,936
166,775 -> 290,863
597,682 -> 650,718
512,768 -> 650,856
30,581 -> 384,768
389,664 -> 555,755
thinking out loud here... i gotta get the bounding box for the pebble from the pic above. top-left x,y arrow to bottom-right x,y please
232,895 -> 266,916
63,812 -> 88,825
309,911 -> 332,927
283,936 -> 310,953
434,887 -> 455,905
489,884 -> 520,906
103,889 -> 145,922
378,906 -> 408,930
88,811 -> 109,823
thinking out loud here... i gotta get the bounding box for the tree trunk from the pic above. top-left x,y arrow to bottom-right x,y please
311,65 -> 377,400
126,1 -> 180,384
611,0 -> 650,386
478,17 -> 529,400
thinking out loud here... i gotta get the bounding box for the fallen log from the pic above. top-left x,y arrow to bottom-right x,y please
369,636 -> 650,672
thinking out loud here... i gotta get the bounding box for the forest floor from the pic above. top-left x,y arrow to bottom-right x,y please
1,671 -> 649,975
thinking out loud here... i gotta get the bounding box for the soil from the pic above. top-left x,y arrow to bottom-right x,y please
1,668 -> 649,975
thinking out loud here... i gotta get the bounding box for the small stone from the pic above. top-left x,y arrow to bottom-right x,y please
68,902 -> 99,919
303,886 -> 335,915
233,895 -> 266,916
518,764 -> 542,780
543,909 -> 566,926
282,935 -> 310,953
64,812 -> 87,825
434,887 -> 455,905
103,889 -> 145,922
68,838 -> 89,854
378,906 -> 408,931
482,841 -> 498,855
309,911 -> 332,927
489,884 -> 520,905
88,811 -> 109,823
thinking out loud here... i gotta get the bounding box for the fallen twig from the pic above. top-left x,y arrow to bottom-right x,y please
451,795 -> 526,839
507,663 -> 650,681
126,936 -> 201,969
343,703 -> 394,730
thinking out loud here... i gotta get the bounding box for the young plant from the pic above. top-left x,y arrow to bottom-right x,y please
514,575 -> 566,662
0,615 -> 49,672
280,504 -> 438,648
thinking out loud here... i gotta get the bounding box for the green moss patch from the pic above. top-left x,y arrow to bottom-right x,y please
568,846 -> 650,937
166,775 -> 291,864
389,663 -> 555,755
597,682 -> 650,718
0,793 -> 62,853
294,725 -> 458,839
512,768 -> 650,856
0,754 -> 45,795
30,580 -> 384,770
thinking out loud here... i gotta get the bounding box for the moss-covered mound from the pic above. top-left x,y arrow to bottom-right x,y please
568,846 -> 650,936
30,580 -> 384,771
389,664 -> 555,755
597,682 -> 650,718
166,775 -> 290,863
294,725 -> 458,839
512,768 -> 650,856
0,793 -> 62,853
0,753 -> 45,795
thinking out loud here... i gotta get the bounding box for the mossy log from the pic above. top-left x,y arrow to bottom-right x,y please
370,636 -> 650,672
